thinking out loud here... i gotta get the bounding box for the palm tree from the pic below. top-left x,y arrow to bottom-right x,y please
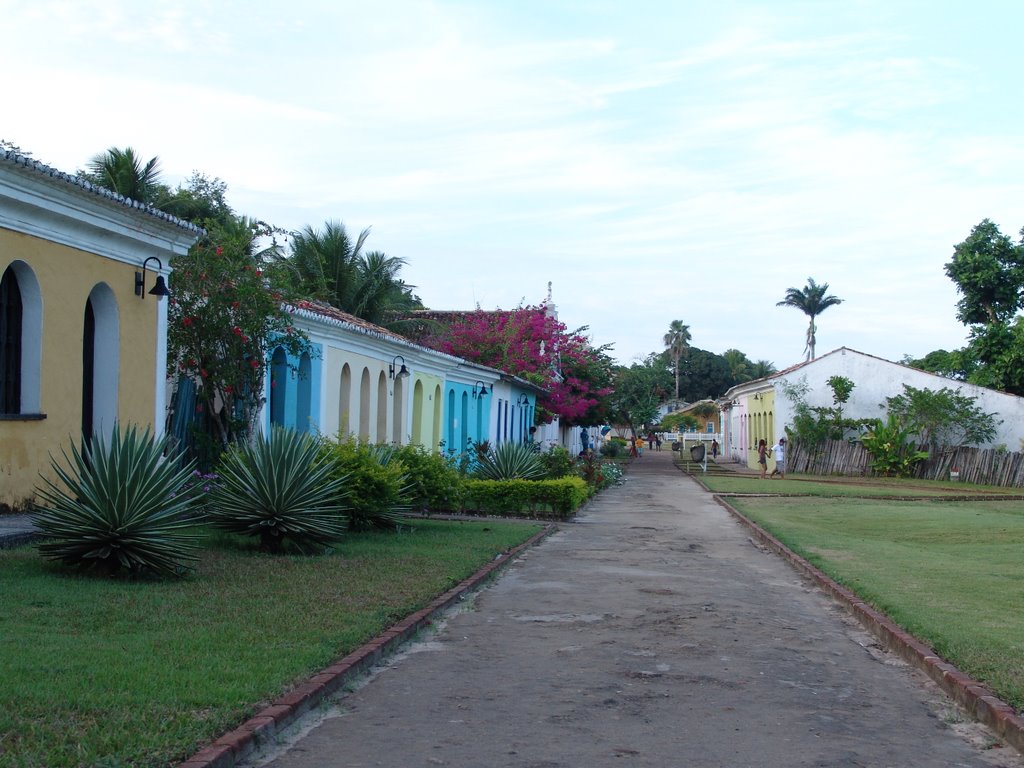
288,221 -> 421,328
776,278 -> 843,361
84,147 -> 164,204
750,359 -> 777,379
663,320 -> 691,400
722,349 -> 753,384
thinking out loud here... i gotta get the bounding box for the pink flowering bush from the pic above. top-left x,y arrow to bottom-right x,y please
421,306 -> 613,424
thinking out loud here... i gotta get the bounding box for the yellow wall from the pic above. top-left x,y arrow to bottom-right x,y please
745,390 -> 776,470
0,229 -> 160,509
411,372 -> 443,451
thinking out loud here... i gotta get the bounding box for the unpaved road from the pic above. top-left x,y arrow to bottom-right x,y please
246,451 -> 1022,768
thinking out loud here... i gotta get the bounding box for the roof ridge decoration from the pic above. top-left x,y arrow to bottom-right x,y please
0,148 -> 203,234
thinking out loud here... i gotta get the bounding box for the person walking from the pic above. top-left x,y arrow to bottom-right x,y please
770,437 -> 787,479
757,439 -> 768,479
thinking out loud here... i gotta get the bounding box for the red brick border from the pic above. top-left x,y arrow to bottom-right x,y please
178,524 -> 556,768
714,495 -> 1024,755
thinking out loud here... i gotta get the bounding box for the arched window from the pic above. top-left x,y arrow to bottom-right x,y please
296,352 -> 312,433
82,283 -> 119,439
432,384 -> 442,452
392,375 -> 404,444
338,363 -> 352,435
411,379 -> 424,446
269,347 -> 288,427
446,388 -> 456,452
376,371 -> 387,442
0,262 -> 41,415
358,368 -> 371,441
0,265 -> 22,414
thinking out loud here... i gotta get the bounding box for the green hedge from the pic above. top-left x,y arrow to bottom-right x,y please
462,477 -> 591,519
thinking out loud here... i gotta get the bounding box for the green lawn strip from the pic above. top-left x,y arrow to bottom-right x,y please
0,518 -> 541,768
728,495 -> 1024,709
700,473 -> 1019,498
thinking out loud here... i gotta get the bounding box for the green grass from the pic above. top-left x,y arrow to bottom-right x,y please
699,472 -> 1022,498
728,495 -> 1024,709
0,519 -> 541,768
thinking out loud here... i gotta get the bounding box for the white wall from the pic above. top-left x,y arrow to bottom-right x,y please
770,348 -> 1024,450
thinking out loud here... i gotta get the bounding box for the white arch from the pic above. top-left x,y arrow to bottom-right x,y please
86,282 -> 119,437
4,261 -> 42,413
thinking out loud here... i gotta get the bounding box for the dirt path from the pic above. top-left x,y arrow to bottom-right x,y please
245,450 -> 1022,768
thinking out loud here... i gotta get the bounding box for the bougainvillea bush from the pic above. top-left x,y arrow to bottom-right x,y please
420,305 -> 614,425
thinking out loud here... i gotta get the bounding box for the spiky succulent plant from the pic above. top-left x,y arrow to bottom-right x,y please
33,426 -> 201,578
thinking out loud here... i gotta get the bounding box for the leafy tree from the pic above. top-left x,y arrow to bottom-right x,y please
607,354 -> 670,432
80,147 -> 164,204
663,320 -> 691,399
776,278 -> 843,360
678,348 -> 733,401
902,349 -> 974,381
156,172 -> 235,226
942,220 -> 1024,395
168,218 -> 312,451
944,219 -> 1024,326
883,384 -> 1000,451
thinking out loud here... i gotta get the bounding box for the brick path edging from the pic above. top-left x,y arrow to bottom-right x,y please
178,523 -> 557,768
714,495 -> 1024,754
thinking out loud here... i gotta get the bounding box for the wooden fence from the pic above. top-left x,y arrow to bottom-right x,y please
788,439 -> 1024,488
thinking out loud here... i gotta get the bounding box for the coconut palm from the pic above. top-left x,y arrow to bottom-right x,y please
288,221 -> 422,329
663,320 -> 691,400
776,278 -> 843,360
84,147 -> 164,204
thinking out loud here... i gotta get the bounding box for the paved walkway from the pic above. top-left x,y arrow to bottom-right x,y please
244,449 -> 1020,768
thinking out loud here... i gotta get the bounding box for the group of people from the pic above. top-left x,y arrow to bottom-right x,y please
756,437 -> 786,479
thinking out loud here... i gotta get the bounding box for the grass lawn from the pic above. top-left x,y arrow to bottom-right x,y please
0,518 -> 542,768
699,472 -> 1023,499
727,493 -> 1024,710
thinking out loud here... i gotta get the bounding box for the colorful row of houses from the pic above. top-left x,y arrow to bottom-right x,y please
0,150 -> 558,512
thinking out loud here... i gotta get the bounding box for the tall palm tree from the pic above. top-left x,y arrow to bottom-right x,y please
84,147 -> 164,204
776,278 -> 843,360
663,320 -> 691,400
288,221 -> 421,328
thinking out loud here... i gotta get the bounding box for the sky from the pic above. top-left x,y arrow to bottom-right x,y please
4,0 -> 1023,370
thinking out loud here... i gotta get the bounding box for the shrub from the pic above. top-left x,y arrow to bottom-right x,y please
463,477 -> 590,518
33,425 -> 201,578
539,445 -> 576,479
860,414 -> 930,477
320,438 -> 412,531
578,452 -> 622,490
208,427 -> 348,553
600,439 -> 623,458
474,442 -> 545,480
392,444 -> 466,513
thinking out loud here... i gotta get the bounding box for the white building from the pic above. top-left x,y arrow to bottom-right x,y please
721,347 -> 1024,469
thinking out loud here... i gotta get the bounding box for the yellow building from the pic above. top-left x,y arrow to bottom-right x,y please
0,151 -> 200,511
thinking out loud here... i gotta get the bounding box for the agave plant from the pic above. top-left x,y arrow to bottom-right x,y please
208,427 -> 349,553
473,442 -> 546,481
33,425 -> 201,578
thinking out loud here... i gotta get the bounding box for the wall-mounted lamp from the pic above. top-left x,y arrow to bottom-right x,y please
472,380 -> 489,398
135,256 -> 170,300
389,354 -> 410,380
517,393 -> 530,406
